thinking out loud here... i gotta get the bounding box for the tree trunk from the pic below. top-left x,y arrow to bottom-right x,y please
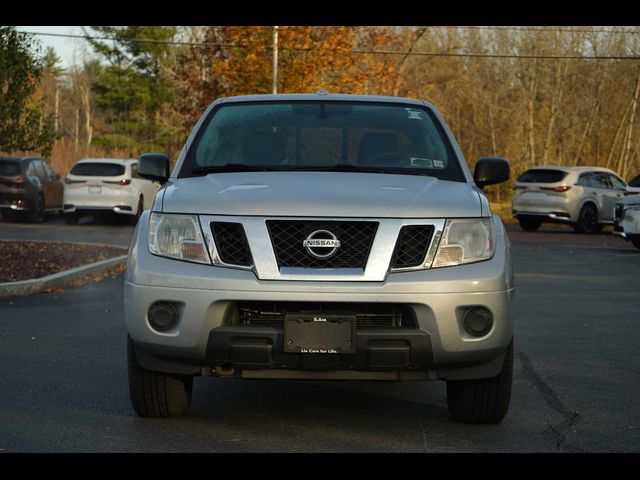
617,65 -> 640,176
605,101 -> 632,169
54,84 -> 59,134
80,83 -> 92,148
74,109 -> 79,151
525,57 -> 539,169
542,61 -> 569,164
574,61 -> 611,166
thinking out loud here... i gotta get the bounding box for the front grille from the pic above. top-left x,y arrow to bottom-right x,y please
391,225 -> 434,269
266,220 -> 378,269
210,222 -> 253,266
227,302 -> 417,329
614,204 -> 625,221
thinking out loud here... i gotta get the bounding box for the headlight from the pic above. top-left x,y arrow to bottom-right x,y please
432,218 -> 496,268
148,213 -> 211,264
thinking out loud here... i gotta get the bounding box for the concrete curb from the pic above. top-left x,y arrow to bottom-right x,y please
0,254 -> 128,297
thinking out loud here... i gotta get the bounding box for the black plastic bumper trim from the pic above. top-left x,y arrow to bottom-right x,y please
205,325 -> 433,370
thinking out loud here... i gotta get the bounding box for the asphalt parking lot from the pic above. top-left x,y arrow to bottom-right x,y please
0,218 -> 638,452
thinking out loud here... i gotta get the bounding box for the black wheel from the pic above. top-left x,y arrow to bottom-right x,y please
446,340 -> 513,424
1,210 -> 17,222
129,197 -> 143,226
631,238 -> 640,250
28,194 -> 45,223
127,336 -> 193,418
64,213 -> 78,225
574,203 -> 599,233
518,218 -> 541,232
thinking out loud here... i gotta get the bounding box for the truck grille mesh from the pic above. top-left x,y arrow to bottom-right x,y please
210,222 -> 253,266
391,225 -> 434,269
266,220 -> 378,269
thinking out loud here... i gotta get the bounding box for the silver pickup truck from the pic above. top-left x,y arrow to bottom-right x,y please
125,93 -> 514,424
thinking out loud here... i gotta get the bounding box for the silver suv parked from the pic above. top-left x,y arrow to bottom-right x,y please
125,94 -> 514,424
512,166 -> 628,232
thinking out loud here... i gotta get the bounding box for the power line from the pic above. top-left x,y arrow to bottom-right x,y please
19,29 -> 640,61
441,26 -> 640,35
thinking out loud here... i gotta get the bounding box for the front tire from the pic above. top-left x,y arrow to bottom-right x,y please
127,337 -> 193,418
446,340 -> 513,424
129,197 -> 143,226
574,203 -> 599,233
64,213 -> 78,225
518,218 -> 541,232
28,194 -> 45,223
632,238 -> 640,250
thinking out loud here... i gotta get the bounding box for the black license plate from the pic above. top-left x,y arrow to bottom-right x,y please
284,313 -> 355,354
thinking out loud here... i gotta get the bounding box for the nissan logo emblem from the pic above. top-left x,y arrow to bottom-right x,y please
303,230 -> 341,259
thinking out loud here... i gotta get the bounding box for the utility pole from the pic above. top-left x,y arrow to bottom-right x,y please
272,26 -> 279,94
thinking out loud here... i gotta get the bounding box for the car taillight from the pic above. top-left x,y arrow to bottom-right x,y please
103,179 -> 131,186
65,178 -> 86,184
541,186 -> 571,193
0,175 -> 27,185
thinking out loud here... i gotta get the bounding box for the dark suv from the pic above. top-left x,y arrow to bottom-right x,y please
0,156 -> 64,222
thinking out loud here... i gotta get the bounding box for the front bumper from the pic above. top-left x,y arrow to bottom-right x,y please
512,210 -> 573,224
125,211 -> 515,381
63,189 -> 138,216
63,205 -> 135,216
614,206 -> 640,239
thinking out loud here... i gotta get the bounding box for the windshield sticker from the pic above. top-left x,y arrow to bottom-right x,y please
433,159 -> 445,169
410,157 -> 433,168
405,109 -> 422,120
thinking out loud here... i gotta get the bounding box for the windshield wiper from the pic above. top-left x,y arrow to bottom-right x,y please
291,164 -> 432,176
291,164 -> 389,174
191,164 -> 282,176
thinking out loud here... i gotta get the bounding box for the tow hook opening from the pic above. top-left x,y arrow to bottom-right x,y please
214,365 -> 236,378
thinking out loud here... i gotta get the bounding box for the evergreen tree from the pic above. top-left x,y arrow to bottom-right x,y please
85,26 -> 176,153
0,27 -> 55,155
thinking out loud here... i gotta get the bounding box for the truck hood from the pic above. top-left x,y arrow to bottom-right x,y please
160,171 -> 483,218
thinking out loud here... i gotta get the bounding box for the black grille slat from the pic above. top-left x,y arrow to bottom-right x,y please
210,222 -> 253,266
392,225 -> 434,269
266,220 -> 378,269
232,302 -> 416,329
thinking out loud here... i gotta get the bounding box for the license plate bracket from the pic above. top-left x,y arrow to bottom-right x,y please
284,313 -> 355,354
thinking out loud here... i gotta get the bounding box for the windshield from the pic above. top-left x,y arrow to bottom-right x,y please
70,162 -> 126,177
0,161 -> 21,176
179,101 -> 464,181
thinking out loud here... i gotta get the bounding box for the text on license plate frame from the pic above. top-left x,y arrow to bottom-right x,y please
283,313 -> 355,354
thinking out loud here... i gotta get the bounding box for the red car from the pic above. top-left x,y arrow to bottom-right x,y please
0,156 -> 64,222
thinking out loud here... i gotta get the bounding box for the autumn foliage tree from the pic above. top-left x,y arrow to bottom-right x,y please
173,26 -> 405,127
0,26 -> 55,156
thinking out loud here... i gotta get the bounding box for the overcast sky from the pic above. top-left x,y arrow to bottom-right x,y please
16,26 -> 92,68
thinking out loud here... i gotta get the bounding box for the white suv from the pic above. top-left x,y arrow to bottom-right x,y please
63,158 -> 159,225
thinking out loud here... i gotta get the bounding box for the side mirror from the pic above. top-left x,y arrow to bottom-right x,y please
474,157 -> 510,189
138,153 -> 170,184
